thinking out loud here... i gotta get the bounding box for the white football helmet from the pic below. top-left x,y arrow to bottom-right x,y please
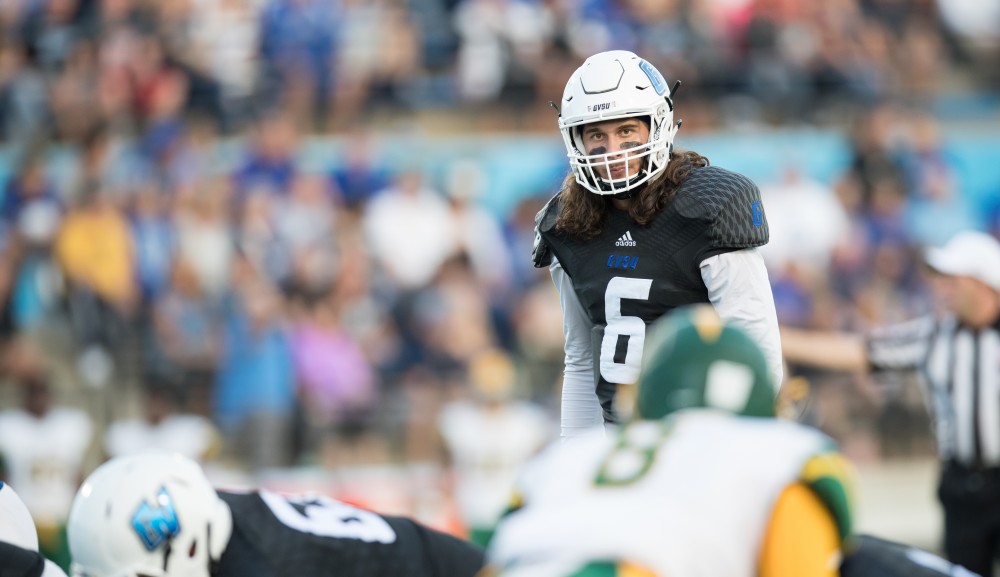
0,481 -> 40,551
558,50 -> 680,195
67,453 -> 233,577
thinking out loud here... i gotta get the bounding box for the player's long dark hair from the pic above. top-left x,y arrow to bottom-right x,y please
555,149 -> 709,239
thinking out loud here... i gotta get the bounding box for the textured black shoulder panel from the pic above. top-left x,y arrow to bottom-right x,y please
673,166 -> 769,251
534,192 -> 561,234
532,193 -> 562,268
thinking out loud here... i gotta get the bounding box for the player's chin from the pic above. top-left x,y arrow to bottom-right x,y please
608,170 -> 638,182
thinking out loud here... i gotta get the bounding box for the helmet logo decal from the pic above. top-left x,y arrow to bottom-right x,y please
638,60 -> 667,96
586,102 -> 615,112
752,201 -> 764,227
705,360 -> 755,413
131,487 -> 181,551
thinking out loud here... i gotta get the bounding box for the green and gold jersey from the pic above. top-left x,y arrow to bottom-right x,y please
488,410 -> 855,577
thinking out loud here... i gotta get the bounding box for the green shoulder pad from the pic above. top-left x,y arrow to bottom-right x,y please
800,450 -> 856,542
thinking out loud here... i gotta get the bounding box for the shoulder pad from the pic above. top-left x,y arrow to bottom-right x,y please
800,451 -> 856,542
673,166 -> 769,249
534,192 -> 560,234
531,193 -> 561,268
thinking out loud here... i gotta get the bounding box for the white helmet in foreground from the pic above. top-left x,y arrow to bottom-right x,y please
67,453 -> 232,577
558,50 -> 680,195
1,481 -> 71,577
0,481 -> 39,552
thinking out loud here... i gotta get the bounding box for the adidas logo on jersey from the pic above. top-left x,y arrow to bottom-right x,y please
615,231 -> 636,247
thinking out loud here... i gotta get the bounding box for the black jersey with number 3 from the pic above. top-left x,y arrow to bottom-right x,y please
215,491 -> 485,577
533,166 -> 769,421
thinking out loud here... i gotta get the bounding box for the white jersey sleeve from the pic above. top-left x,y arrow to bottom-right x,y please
551,257 -> 604,439
701,248 -> 784,390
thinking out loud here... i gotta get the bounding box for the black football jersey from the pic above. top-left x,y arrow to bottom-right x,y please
216,491 -> 485,577
534,166 -> 769,422
0,542 -> 46,577
840,534 -> 980,577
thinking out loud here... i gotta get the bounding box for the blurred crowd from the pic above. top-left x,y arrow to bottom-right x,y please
0,0 -> 999,568
1,0 -> 997,140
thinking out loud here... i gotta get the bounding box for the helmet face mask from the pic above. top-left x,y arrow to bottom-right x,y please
559,51 -> 679,196
68,454 -> 233,577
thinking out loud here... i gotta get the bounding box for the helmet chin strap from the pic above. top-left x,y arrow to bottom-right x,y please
600,168 -> 647,197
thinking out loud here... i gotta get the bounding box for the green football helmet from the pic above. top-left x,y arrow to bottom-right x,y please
635,305 -> 776,420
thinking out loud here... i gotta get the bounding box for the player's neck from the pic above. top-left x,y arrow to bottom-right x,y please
610,196 -> 632,211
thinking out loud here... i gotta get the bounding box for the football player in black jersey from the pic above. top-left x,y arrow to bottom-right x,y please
533,50 -> 782,438
65,453 -> 485,577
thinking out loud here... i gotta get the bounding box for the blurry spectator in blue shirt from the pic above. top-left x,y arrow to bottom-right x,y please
259,0 -> 340,121
898,112 -> 980,246
213,266 -> 296,472
236,189 -> 294,289
233,113 -> 299,203
0,40 -> 49,143
129,185 -> 175,305
135,69 -> 188,169
150,256 -> 221,416
328,126 -> 391,210
1,156 -> 63,331
2,156 -> 60,228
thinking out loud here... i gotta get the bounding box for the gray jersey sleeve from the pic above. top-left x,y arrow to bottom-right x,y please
701,248 -> 784,390
550,257 -> 604,438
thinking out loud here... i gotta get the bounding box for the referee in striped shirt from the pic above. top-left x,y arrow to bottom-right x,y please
781,230 -> 1000,577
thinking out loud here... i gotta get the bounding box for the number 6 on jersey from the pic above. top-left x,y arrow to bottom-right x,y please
600,276 -> 653,384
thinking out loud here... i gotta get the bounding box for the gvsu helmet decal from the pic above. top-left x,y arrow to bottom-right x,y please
131,487 -> 181,551
558,51 -> 680,195
638,59 -> 667,96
